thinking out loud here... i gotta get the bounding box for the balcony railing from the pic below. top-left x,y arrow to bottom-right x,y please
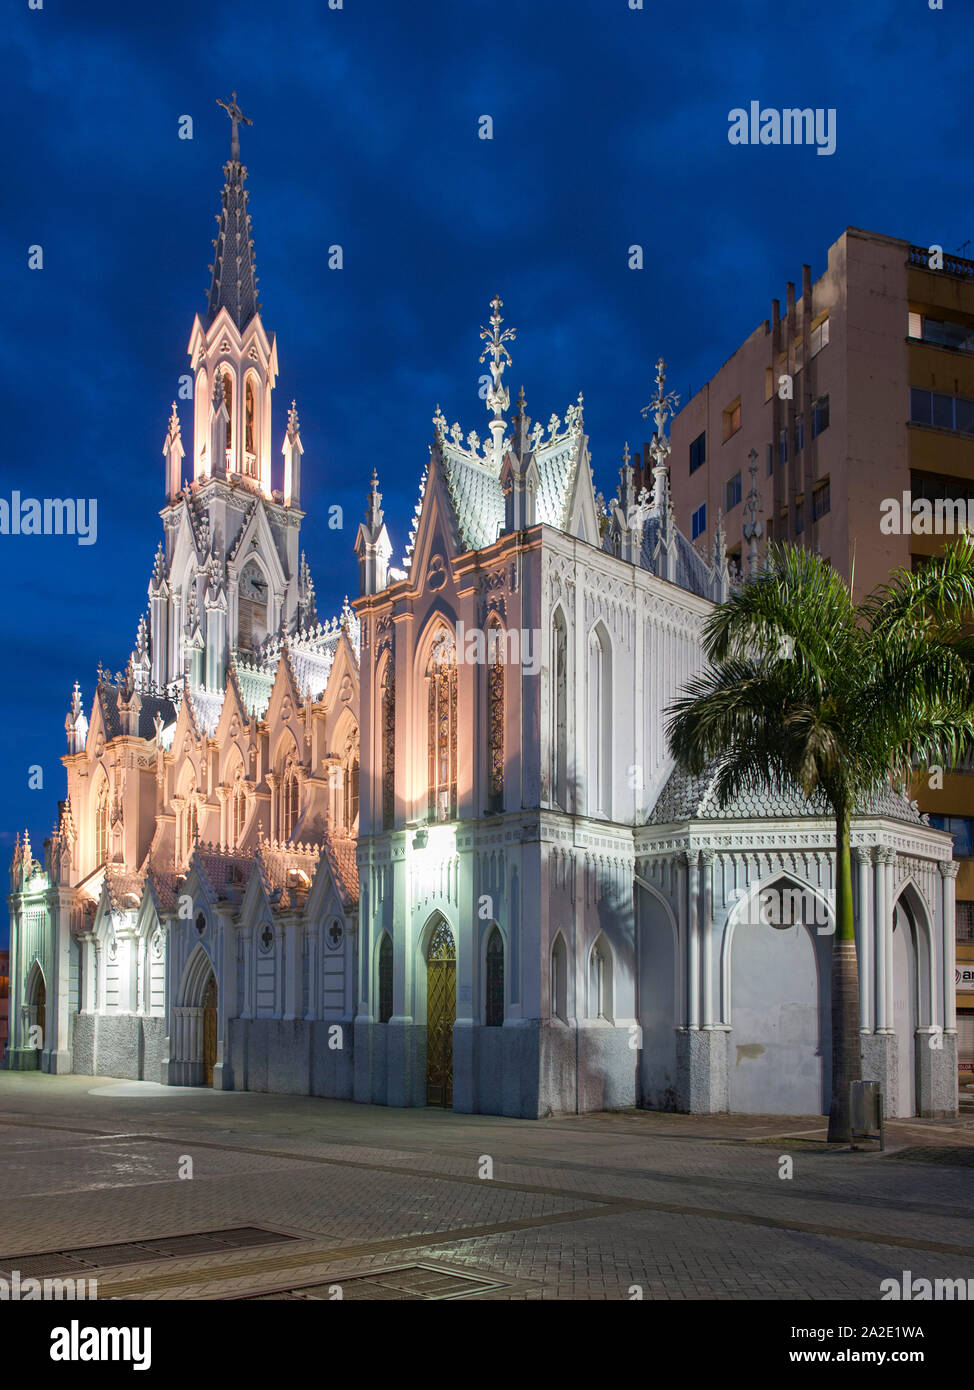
910,245 -> 974,281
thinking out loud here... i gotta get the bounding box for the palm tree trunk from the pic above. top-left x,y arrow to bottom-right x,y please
827,798 -> 861,1142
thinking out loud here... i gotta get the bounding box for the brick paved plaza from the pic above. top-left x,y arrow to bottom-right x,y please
0,1074 -> 972,1301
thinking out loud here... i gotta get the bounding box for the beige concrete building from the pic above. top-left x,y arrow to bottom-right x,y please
641,226 -> 974,1085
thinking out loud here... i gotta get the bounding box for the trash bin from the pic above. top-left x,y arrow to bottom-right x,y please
850,1080 -> 885,1150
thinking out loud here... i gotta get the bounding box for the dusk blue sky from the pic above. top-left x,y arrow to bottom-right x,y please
2,0 -> 972,943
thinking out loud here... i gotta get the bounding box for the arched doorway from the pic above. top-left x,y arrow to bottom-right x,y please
27,966 -> 46,1060
727,878 -> 832,1115
202,974 -> 217,1088
892,898 -> 919,1117
426,920 -> 456,1107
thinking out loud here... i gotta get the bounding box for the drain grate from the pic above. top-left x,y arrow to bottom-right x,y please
0,1227 -> 297,1278
245,1263 -> 509,1301
886,1147 -> 974,1167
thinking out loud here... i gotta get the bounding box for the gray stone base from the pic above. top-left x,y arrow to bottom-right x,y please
676,1027 -> 730,1114
917,1029 -> 958,1118
861,1032 -> 898,1115
66,1013 -> 164,1081
225,1018 -> 354,1098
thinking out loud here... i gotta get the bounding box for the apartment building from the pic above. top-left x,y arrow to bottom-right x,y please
639,226 -> 974,1085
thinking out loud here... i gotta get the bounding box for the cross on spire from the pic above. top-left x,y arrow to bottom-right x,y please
216,91 -> 252,162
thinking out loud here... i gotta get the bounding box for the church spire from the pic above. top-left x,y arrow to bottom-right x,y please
206,93 -> 259,330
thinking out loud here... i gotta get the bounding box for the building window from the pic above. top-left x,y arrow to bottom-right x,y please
910,387 -> 974,435
551,934 -> 568,1021
485,927 -> 504,1026
589,935 -> 613,1021
689,431 -> 706,473
812,480 -> 831,521
587,625 -> 611,817
282,764 -> 300,841
911,313 -> 974,354
232,779 -> 247,847
722,398 -> 742,442
381,661 -> 395,830
427,631 -> 457,823
183,797 -> 198,862
691,502 -> 706,540
766,518 -> 773,545
486,622 -> 504,813
725,471 -> 742,511
378,933 -> 393,1023
956,901 -> 974,942
779,429 -> 788,466
809,317 -> 830,358
795,414 -> 805,453
342,736 -> 359,834
812,395 -> 830,437
222,370 -> 233,451
95,784 -> 109,865
929,815 -> 974,857
795,498 -> 805,535
245,377 -> 257,468
766,442 -> 773,477
552,610 -> 568,810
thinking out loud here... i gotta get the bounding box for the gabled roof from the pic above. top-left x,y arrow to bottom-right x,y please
95,681 -> 177,742
650,765 -> 927,826
638,516 -> 713,599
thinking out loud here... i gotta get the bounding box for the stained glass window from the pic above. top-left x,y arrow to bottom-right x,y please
381,662 -> 395,830
427,632 -> 457,823
95,784 -> 109,865
487,623 -> 504,813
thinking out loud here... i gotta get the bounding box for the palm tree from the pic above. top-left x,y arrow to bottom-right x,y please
666,538 -> 974,1141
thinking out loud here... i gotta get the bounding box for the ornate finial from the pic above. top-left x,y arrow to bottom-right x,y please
622,441 -> 631,467
642,357 -> 680,470
366,469 -> 383,529
216,91 -> 252,162
480,296 -> 517,464
432,404 -> 447,439
168,401 -> 181,438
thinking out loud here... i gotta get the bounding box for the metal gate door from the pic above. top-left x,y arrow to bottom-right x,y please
426,921 -> 456,1107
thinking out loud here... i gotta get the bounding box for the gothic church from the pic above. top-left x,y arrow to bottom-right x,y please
5,113 -> 961,1120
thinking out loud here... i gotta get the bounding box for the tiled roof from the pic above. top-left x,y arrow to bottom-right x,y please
320,831 -> 359,907
96,683 -> 177,742
650,765 -> 927,826
440,445 -> 504,552
638,517 -> 712,599
534,436 -> 580,530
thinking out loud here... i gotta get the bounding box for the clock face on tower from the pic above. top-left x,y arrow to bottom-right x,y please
241,569 -> 267,601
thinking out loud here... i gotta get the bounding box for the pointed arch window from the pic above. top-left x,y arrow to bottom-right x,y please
182,796 -> 198,864
381,660 -> 395,830
282,763 -> 300,842
232,776 -> 247,848
590,935 -> 613,1022
551,933 -> 568,1022
485,926 -> 504,1026
245,376 -> 256,466
342,733 -> 359,834
95,782 -> 110,866
427,630 -> 457,823
587,624 -> 611,817
552,610 -> 568,809
486,621 -> 505,813
223,370 -> 233,452
378,933 -> 394,1024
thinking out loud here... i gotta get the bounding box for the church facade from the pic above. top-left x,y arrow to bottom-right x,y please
4,119 -> 960,1120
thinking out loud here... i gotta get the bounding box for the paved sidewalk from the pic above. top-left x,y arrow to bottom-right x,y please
0,1074 -> 972,1300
